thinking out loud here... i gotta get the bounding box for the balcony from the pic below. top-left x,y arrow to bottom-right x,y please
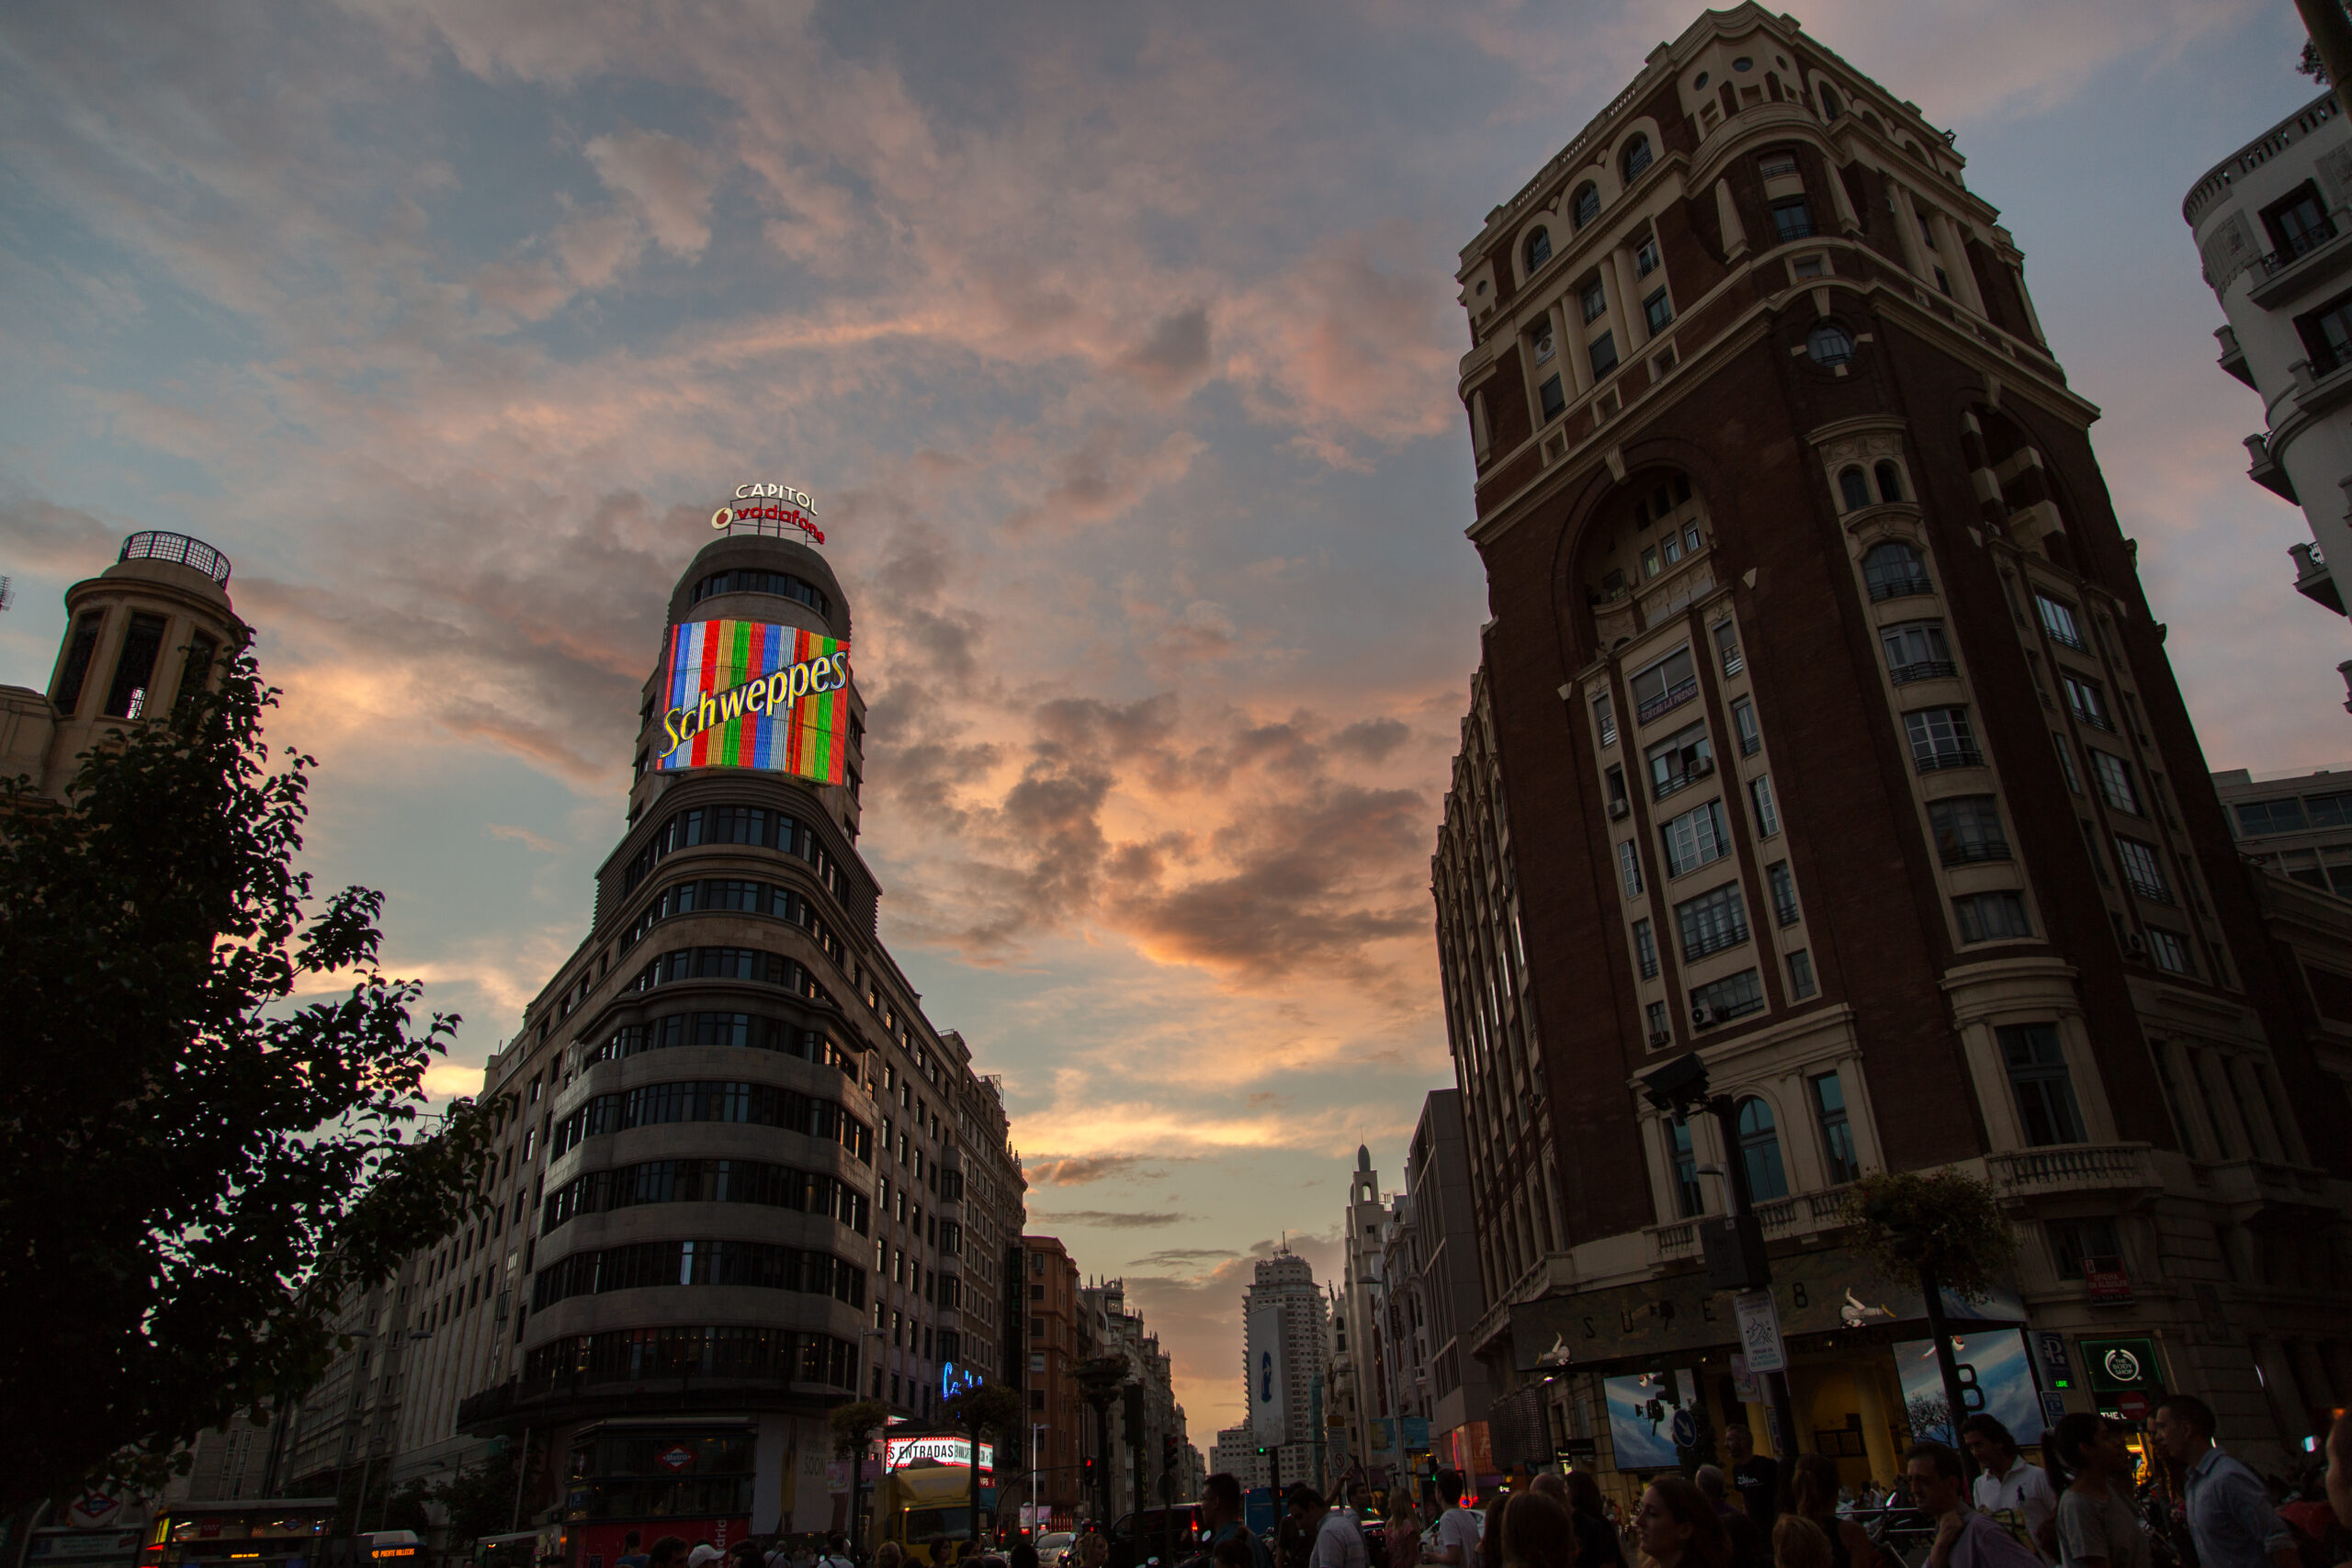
119,530 -> 232,586
1645,1188 -> 1851,1264
1869,573 -> 1935,603
1890,660 -> 1958,685
1636,676 -> 1699,725
2206,1156 -> 2335,1215
2249,214 -> 2352,309
2216,325 -> 2255,388
456,1380 -> 518,1431
2291,542 -> 2344,614
1915,746 -> 1984,773
2245,432 -> 2298,502
1986,1142 -> 2159,1200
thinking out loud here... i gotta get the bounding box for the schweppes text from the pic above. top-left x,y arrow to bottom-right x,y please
662,650 -> 850,753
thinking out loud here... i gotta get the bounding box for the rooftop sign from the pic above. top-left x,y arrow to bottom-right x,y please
715,483 -> 823,544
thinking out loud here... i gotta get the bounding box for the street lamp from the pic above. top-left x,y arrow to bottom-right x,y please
1074,1356 -> 1129,1529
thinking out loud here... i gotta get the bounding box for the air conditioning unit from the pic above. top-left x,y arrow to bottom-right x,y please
1609,799 -> 1631,819
1690,1002 -> 1718,1028
1647,1029 -> 1673,1047
1690,754 -> 1716,777
2124,932 -> 2148,960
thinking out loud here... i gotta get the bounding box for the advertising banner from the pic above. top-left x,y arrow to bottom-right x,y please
1602,1374 -> 1684,1471
1894,1329 -> 2044,1447
1249,1304 -> 1288,1443
885,1435 -> 995,1472
656,618 -> 850,782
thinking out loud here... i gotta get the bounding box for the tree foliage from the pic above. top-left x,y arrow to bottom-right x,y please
1840,1168 -> 2015,1301
943,1382 -> 1028,1446
0,649 -> 504,1509
831,1399 -> 891,1459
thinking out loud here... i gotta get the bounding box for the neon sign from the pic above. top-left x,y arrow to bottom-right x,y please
656,619 -> 851,783
715,483 -> 823,544
885,1435 -> 996,1473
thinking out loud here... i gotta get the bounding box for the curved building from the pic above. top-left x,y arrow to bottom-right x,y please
2,530 -> 243,795
365,505 -> 1025,1541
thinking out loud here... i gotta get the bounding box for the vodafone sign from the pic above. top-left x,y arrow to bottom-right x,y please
715,482 -> 823,544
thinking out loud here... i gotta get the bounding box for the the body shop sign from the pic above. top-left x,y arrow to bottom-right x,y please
885,1435 -> 994,1474
656,618 -> 850,783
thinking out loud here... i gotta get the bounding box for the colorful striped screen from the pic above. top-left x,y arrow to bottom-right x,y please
653,618 -> 851,784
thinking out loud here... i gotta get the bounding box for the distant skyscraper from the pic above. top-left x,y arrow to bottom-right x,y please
1242,1250 -> 1328,1486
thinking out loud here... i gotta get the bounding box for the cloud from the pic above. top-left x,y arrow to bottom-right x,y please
585,127 -> 718,258
486,822 -> 565,853
1030,1209 -> 1192,1229
1028,1153 -> 1160,1187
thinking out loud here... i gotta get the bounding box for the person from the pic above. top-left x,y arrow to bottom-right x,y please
1426,1472 -> 1485,1568
1290,1485 -> 1371,1568
1791,1454 -> 1880,1568
1631,1478 -> 1730,1568
1904,1441 -> 2043,1568
820,1539 -> 855,1568
1560,1473 -> 1624,1568
1498,1490 -> 1578,1568
1385,1506 -> 1421,1568
1479,1497 -> 1508,1568
619,1535 -> 651,1568
2150,1394 -> 2299,1568
650,1541 -> 692,1568
1075,1536 -> 1109,1568
689,1545 -> 725,1568
1962,1415 -> 2061,1561
728,1543 -> 765,1568
1201,1473 -> 1277,1568
1692,1468 -> 1766,1568
1720,1424 -> 1781,1536
2048,1413 -> 2151,1568
876,1545 -> 907,1568
1012,1548 -> 1040,1568
1771,1517 -> 1836,1568
1216,1541 -> 1259,1568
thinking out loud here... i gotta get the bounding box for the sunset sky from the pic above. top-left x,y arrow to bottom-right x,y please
2,0 -> 2341,1439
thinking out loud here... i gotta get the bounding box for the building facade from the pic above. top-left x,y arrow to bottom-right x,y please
2183,90 -> 2352,694
1437,1 -> 2352,1501
1333,1148 -> 1393,1487
2212,764 -> 2352,895
347,504 -> 1031,1540
1021,1235 -> 1087,1528
1078,1279 -> 1193,1521
1400,1091 -> 1493,1488
1240,1252 -> 1327,1493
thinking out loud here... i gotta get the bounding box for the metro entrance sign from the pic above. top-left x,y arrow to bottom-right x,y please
659,1445 -> 695,1471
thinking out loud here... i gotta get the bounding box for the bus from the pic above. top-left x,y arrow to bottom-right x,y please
136,1501 -> 339,1568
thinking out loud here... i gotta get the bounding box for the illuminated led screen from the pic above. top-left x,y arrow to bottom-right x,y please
655,618 -> 850,782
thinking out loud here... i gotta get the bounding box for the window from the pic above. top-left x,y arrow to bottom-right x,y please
1633,919 -> 1659,978
1643,546 -> 1660,578
1540,375 -> 1566,422
172,633 -> 219,715
52,613 -> 104,715
2048,1217 -> 2120,1280
1749,774 -> 1781,837
1881,619 -> 1954,682
2089,750 -> 2141,814
1571,183 -> 1600,228
1713,619 -> 1742,675
1607,764 -> 1630,813
1811,1073 -> 1857,1182
1928,796 -> 2008,864
2261,180 -> 2335,260
1735,1097 -> 1790,1199
2308,790 -> 2352,828
1621,134 -> 1653,182
1998,1023 -> 2086,1145
2034,592 -> 2086,649
1644,288 -> 1673,333
1732,697 -> 1760,757
1819,84 -> 1843,118
1767,861 -> 1799,926
2297,288 -> 2352,375
2053,732 -> 2084,795
1636,236 -> 1661,276
691,568 -> 832,617
1630,646 -> 1698,724
1862,539 -> 1930,600
2145,927 -> 2194,976
1758,152 -> 1799,180
1693,969 -> 1766,1025
102,613 -> 166,719
1804,320 -> 1852,365
2234,797 -> 2308,836
1668,1117 -> 1702,1216
1524,227 -> 1553,271
1675,882 -> 1749,960
1905,707 -> 1980,772
1955,891 -> 2032,943
2061,671 -> 2112,730
1792,254 -> 1826,278
1873,461 -> 1904,503
1838,467 -> 1871,511
2115,836 -> 2171,901
1771,198 -> 1816,243
1589,331 -> 1620,378
1618,840 -> 1645,898
1530,321 -> 1556,364
1645,722 -> 1713,799
1660,798 -> 1732,878
1787,949 -> 1817,998
1594,694 -> 1618,748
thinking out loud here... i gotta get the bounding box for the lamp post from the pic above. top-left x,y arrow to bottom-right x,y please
1075,1357 -> 1129,1530
854,1329 -> 887,1561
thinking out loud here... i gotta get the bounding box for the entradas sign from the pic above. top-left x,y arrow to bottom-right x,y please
656,618 -> 851,783
885,1435 -> 995,1472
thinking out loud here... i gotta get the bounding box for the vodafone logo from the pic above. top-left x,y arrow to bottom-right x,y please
716,482 -> 823,543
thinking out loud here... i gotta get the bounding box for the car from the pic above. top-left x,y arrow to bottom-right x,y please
1036,1533 -> 1078,1566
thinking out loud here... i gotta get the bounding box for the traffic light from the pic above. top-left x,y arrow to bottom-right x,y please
1082,1457 -> 1097,1487
1162,1433 -> 1178,1471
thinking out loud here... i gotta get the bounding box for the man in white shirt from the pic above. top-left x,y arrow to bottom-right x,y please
1287,1485 -> 1369,1568
1907,1442 -> 2045,1568
1421,1471 -> 1482,1568
1961,1416 -> 2059,1560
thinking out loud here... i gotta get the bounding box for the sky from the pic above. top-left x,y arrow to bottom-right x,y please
1,0 -> 2343,1441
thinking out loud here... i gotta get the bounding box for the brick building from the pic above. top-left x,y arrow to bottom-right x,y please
1021,1235 -> 1086,1528
1434,2 -> 2352,1496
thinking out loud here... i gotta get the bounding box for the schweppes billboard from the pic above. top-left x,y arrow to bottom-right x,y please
655,618 -> 850,783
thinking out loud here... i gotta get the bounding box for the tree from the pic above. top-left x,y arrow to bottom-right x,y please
831,1399 -> 890,1553
1843,1168 -> 2016,1475
0,649 -> 505,1510
943,1382 -> 1028,1544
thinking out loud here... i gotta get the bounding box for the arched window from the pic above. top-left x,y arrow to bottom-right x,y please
1622,134 -> 1654,184
1572,183 -> 1600,229
1736,1097 -> 1790,1201
1525,227 -> 1553,272
1819,85 -> 1842,118
1862,539 -> 1930,601
1875,461 -> 1905,503
1838,468 -> 1871,511
1807,321 -> 1856,367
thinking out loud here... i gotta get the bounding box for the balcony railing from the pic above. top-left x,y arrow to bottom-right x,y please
1890,660 -> 1957,684
1636,677 -> 1699,725
2257,215 -> 2341,277
1869,574 -> 1935,603
1915,746 -> 1984,773
119,530 -> 232,586
1939,840 -> 2012,866
1987,1143 -> 2158,1198
1682,923 -> 1750,960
